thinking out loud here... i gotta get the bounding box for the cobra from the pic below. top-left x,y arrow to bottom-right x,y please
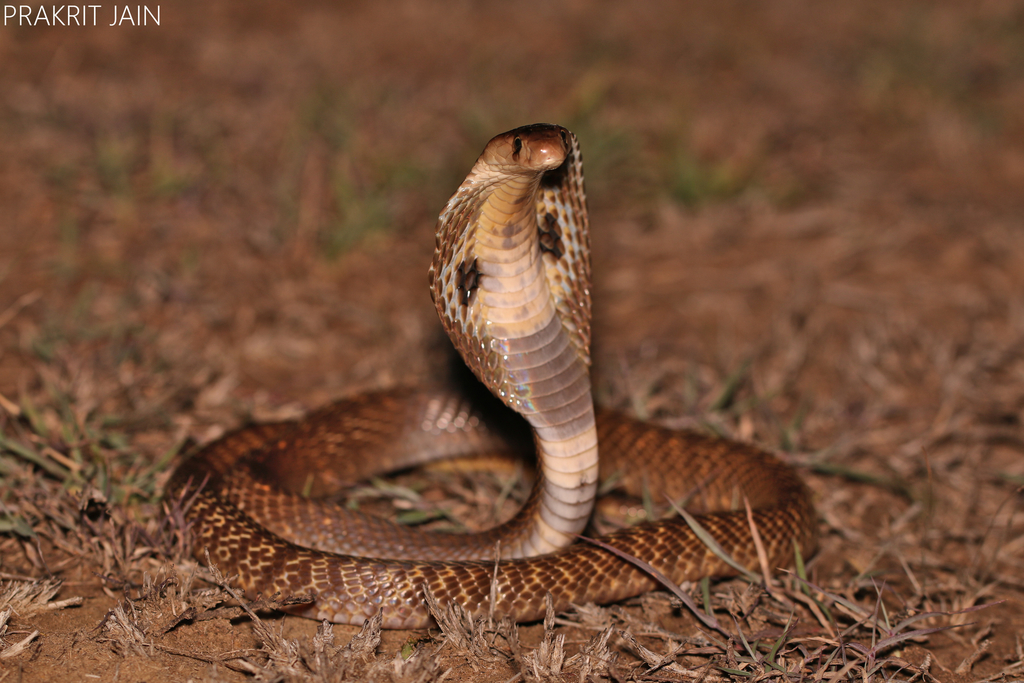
167,124 -> 817,629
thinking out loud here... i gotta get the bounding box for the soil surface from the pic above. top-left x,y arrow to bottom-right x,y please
2,1 -> 1023,681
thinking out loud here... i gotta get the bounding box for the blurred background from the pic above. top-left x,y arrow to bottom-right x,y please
1,0 -> 1024,674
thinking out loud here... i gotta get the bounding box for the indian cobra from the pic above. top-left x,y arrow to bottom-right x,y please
168,124 -> 817,629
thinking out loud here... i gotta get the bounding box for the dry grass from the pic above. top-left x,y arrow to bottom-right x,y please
1,350 -> 1020,681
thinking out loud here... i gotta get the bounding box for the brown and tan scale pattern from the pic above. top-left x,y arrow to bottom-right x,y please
167,124 -> 817,629
172,401 -> 815,628
536,131 -> 591,367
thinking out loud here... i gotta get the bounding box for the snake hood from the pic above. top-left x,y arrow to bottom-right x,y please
429,123 -> 593,403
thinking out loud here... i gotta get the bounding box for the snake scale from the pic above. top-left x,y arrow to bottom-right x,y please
167,124 -> 817,629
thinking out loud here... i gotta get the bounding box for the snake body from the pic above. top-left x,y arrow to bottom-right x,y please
167,124 -> 816,629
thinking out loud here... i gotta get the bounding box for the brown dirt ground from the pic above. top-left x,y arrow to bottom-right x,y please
2,0 -> 1024,681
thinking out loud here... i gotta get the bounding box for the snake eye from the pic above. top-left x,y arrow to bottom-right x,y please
513,137 -> 523,155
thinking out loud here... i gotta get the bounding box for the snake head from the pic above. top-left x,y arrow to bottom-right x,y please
478,124 -> 571,175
